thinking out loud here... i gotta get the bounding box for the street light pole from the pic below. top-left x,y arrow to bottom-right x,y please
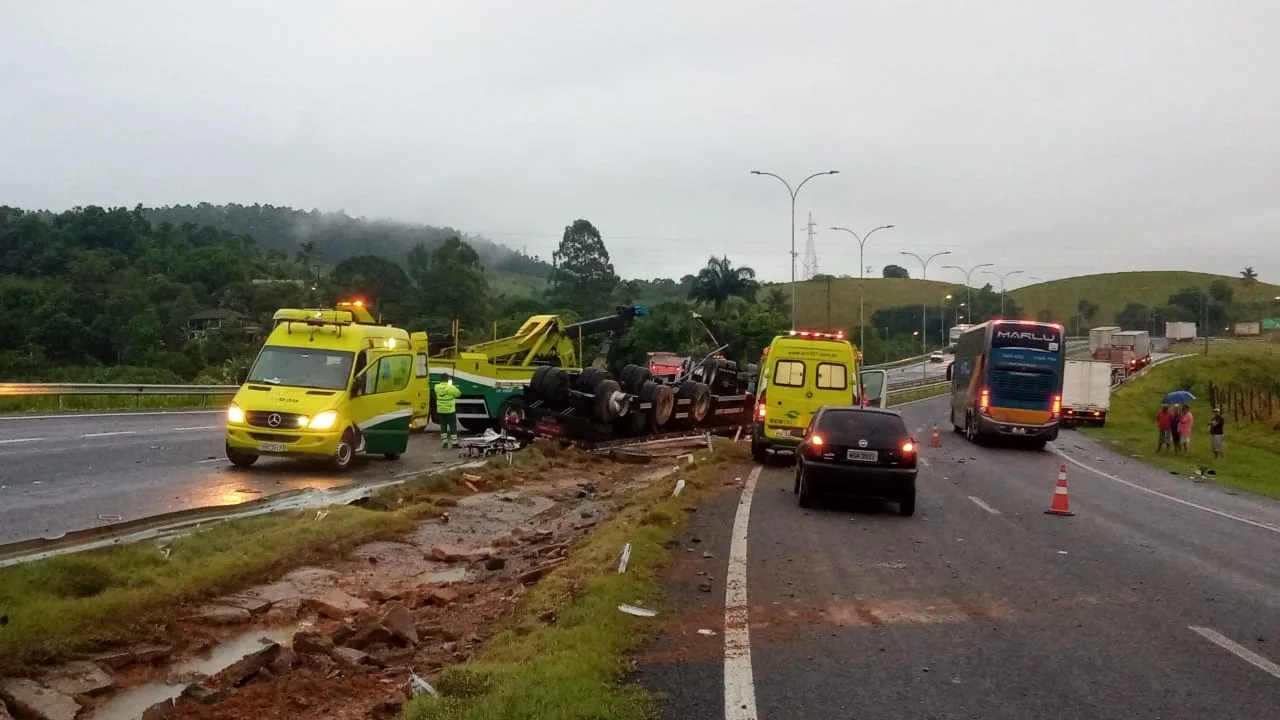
751,169 -> 841,329
942,263 -> 994,323
982,269 -> 1024,316
830,224 -> 894,351
901,250 -> 952,371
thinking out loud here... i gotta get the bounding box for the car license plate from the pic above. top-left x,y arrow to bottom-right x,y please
846,449 -> 878,462
257,441 -> 287,453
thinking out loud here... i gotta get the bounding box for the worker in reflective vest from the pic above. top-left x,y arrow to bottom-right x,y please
433,371 -> 463,448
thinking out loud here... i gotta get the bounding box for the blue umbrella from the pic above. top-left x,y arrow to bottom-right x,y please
1162,390 -> 1195,404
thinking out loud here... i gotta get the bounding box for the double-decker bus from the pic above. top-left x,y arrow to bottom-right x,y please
948,320 -> 1065,448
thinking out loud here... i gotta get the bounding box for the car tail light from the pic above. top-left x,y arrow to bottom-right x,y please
810,434 -> 825,446
901,441 -> 915,454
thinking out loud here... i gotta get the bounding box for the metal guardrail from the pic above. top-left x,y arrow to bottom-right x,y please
0,383 -> 238,410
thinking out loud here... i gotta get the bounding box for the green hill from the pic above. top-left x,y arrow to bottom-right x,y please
777,277 -> 979,330
1010,272 -> 1280,328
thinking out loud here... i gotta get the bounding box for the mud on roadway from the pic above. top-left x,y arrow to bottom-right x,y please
0,442 -> 705,720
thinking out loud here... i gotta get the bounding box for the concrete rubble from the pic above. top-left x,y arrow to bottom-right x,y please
0,678 -> 80,720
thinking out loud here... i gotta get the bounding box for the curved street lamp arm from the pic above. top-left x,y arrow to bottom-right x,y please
795,170 -> 840,199
750,170 -> 795,198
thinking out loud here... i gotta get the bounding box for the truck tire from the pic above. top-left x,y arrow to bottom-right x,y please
641,381 -> 676,426
592,379 -> 623,421
536,367 -> 570,403
528,366 -> 555,402
679,380 -> 712,424
576,368 -> 608,393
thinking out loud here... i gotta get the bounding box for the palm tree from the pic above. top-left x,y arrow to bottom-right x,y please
688,256 -> 760,311
1240,266 -> 1259,285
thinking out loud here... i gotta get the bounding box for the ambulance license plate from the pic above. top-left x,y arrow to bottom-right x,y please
258,441 -> 287,453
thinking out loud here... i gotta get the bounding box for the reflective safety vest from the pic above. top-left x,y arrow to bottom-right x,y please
434,381 -> 462,414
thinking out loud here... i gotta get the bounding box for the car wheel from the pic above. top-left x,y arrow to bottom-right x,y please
793,463 -> 801,494
333,428 -> 357,471
898,488 -> 917,517
797,469 -> 815,508
226,443 -> 258,468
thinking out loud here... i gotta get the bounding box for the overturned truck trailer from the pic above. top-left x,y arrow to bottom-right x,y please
499,358 -> 754,444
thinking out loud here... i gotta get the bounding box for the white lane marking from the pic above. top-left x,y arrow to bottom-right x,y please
0,410 -> 223,422
81,431 -> 136,439
197,458 -> 224,464
171,426 -> 218,432
1054,449 -> 1280,536
0,437 -> 42,445
1189,626 -> 1280,680
967,495 -> 1001,514
724,465 -> 761,720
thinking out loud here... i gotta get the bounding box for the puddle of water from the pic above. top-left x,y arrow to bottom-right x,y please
90,624 -> 303,720
422,567 -> 468,584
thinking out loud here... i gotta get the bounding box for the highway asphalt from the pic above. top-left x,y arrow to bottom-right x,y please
0,411 -> 457,544
636,394 -> 1280,719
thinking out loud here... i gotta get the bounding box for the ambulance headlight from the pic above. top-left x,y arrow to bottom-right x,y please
308,410 -> 339,430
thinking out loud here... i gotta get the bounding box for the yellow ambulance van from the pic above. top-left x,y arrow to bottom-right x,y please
224,301 -> 430,470
750,329 -> 887,463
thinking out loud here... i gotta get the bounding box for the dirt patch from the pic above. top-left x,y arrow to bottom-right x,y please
5,450 -> 684,720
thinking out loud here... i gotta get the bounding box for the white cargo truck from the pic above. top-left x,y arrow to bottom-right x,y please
1166,321 -> 1197,342
1061,359 -> 1112,427
1089,326 -> 1122,356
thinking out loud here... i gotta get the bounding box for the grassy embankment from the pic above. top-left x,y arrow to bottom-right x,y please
1011,270 -> 1280,326
1082,342 -> 1280,498
0,446 -> 581,674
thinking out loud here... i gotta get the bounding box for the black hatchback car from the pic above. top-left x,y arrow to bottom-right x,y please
793,406 -> 918,516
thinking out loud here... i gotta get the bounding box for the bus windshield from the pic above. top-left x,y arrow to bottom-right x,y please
247,347 -> 355,390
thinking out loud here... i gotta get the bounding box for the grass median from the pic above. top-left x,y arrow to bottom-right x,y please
400,441 -> 741,720
1082,342 -> 1280,498
0,506 -> 415,673
887,381 -> 950,406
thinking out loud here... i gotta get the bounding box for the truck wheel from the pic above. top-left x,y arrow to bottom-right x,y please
527,366 -> 554,402
537,367 -> 570,403
752,438 -> 768,465
679,381 -> 712,424
577,368 -> 607,393
592,379 -> 623,421
499,398 -> 525,431
226,443 -> 258,468
333,429 -> 357,471
642,381 -> 676,426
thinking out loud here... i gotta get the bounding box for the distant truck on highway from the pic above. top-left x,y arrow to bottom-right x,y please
948,324 -> 972,347
1090,327 -> 1151,376
1060,359 -> 1111,427
1166,321 -> 1197,342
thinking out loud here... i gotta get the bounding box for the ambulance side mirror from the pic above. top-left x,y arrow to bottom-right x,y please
234,367 -> 249,385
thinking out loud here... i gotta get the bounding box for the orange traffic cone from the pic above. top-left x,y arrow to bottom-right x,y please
930,423 -> 941,448
1045,464 -> 1074,516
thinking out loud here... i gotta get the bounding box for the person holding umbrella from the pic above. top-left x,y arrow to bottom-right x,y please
1162,390 -> 1195,454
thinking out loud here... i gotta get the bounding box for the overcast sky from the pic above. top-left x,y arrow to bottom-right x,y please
3,1 -> 1278,287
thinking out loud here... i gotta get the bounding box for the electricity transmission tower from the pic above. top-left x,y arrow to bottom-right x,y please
800,211 -> 820,280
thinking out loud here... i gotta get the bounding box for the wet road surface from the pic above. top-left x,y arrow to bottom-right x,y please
637,394 -> 1280,719
0,411 -> 456,544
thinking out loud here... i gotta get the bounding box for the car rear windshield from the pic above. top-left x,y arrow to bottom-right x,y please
815,410 -> 905,443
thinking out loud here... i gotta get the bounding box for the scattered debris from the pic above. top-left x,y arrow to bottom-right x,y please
672,479 -> 687,497
618,542 -> 632,574
697,629 -> 717,636
619,604 -> 658,618
38,661 -> 115,697
409,673 -> 438,697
